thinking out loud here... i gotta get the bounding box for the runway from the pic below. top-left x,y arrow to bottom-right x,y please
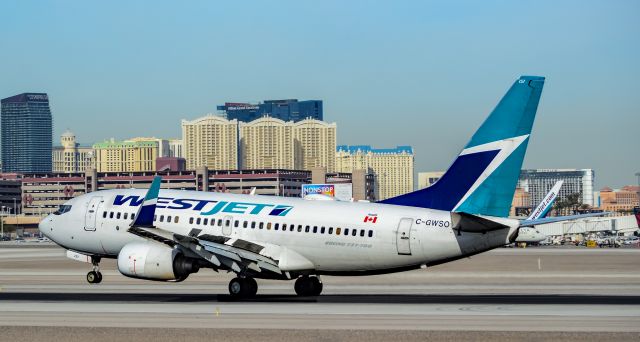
1,246 -> 639,341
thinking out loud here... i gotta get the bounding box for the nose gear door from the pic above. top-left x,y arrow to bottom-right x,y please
396,218 -> 413,255
84,196 -> 103,231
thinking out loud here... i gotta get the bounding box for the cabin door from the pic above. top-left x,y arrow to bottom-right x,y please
396,218 -> 412,255
84,197 -> 103,231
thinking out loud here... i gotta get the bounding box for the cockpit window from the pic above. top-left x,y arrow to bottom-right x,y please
54,205 -> 72,215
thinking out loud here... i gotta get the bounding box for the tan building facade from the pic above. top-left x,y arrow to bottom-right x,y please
52,130 -> 95,173
293,119 -> 336,172
599,186 -> 640,213
335,145 -> 414,200
93,139 -> 158,172
417,171 -> 445,189
182,115 -> 239,170
240,117 -> 294,169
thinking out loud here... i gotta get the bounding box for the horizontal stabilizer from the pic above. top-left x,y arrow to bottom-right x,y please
452,212 -> 511,233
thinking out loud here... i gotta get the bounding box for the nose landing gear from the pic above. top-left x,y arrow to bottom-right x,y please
87,256 -> 103,284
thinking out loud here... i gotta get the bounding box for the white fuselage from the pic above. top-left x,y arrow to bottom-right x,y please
40,189 -> 519,276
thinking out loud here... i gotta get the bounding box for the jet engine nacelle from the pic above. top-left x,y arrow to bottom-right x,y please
117,242 -> 199,281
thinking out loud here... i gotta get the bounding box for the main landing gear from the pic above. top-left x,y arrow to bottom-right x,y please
294,276 -> 323,296
228,277 -> 258,298
87,256 -> 103,284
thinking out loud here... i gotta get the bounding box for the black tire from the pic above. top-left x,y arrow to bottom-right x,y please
310,277 -> 323,296
228,277 -> 245,298
294,277 -> 315,296
96,272 -> 103,283
246,277 -> 258,297
86,271 -> 98,284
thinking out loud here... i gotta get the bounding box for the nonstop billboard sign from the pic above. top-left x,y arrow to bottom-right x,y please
302,183 -> 352,201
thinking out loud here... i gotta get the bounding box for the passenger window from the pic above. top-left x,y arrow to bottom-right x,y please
267,222 -> 272,230
203,218 -> 208,225
159,215 -> 164,222
196,218 -> 201,225
282,224 -> 287,231
110,212 -> 114,219
166,216 -> 171,223
131,213 -> 135,220
352,229 -> 357,237
328,227 -> 333,234
336,228 -> 341,235
305,226 -> 310,233
117,212 -> 121,219
234,220 -> 239,228
189,217 -> 194,224
259,222 -> 264,229
290,225 -> 295,232
274,223 -> 279,231
225,219 -> 230,226
360,230 -> 365,237
243,221 -> 248,228
103,212 -> 107,218
313,226 -> 317,233
124,213 -> 128,219
344,228 -> 349,236
251,222 -> 256,229
218,219 -> 223,226
210,219 -> 215,226
368,230 -> 373,237
174,216 -> 179,223
321,227 -> 325,234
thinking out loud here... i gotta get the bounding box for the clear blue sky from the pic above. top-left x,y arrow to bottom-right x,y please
1,1 -> 638,188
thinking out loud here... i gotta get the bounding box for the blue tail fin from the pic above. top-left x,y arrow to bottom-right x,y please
380,76 -> 545,217
130,176 -> 162,228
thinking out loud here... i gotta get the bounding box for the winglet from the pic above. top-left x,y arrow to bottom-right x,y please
130,176 -> 162,228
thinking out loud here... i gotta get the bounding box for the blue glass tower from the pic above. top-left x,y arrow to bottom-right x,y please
1,93 -> 53,173
217,99 -> 323,122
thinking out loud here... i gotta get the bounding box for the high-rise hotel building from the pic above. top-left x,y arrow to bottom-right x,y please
293,119 -> 336,172
335,145 -> 414,200
52,130 -> 95,173
1,93 -> 53,173
93,139 -> 158,172
182,115 -> 239,170
239,117 -> 294,169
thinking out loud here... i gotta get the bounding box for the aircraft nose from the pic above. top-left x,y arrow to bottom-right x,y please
38,215 -> 53,237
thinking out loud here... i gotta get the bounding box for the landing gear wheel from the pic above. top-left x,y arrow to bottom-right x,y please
228,277 -> 257,298
96,271 -> 103,283
294,276 -> 323,296
86,271 -> 101,284
310,277 -> 323,296
246,277 -> 258,297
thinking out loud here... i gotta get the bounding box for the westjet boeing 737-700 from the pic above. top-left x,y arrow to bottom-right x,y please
40,76 -> 592,298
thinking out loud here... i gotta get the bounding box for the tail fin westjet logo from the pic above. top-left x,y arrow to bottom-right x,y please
113,195 -> 293,217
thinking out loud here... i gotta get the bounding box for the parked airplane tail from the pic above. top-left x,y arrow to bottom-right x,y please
380,76 -> 545,217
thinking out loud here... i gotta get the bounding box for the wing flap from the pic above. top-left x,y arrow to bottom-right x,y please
127,226 -> 286,278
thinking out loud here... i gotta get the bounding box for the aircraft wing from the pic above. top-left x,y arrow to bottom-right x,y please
519,212 -> 610,227
128,226 -> 291,279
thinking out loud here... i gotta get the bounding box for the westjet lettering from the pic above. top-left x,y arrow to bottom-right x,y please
113,195 -> 293,217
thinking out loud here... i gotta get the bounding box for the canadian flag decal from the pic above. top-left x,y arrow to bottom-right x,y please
363,214 -> 378,223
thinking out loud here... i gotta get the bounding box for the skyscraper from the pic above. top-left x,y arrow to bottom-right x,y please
217,99 -> 323,122
1,93 -> 53,173
182,115 -> 239,170
335,145 -> 414,200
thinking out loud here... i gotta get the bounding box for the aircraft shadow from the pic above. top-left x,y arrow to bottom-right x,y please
1,293 -> 639,305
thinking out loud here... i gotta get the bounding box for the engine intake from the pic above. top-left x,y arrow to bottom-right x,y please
117,242 -> 199,281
